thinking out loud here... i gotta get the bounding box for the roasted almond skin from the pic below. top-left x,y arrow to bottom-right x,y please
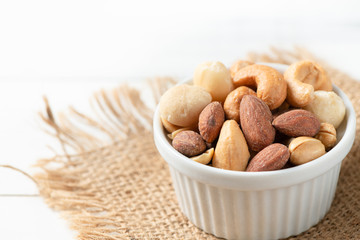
272,109 -> 320,137
246,143 -> 290,172
240,95 -> 275,152
172,130 -> 206,157
199,102 -> 225,143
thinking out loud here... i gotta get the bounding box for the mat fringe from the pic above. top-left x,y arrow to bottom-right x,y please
35,77 -> 177,239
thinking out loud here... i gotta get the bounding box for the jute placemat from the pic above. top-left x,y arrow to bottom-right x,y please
33,48 -> 359,239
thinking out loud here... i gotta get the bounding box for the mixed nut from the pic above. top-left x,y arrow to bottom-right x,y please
159,60 -> 346,172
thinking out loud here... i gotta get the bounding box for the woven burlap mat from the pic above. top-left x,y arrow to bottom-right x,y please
33,48 -> 360,240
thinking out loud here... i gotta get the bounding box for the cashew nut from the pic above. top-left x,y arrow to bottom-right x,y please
233,64 -> 287,110
284,61 -> 332,107
284,77 -> 314,107
229,60 -> 254,80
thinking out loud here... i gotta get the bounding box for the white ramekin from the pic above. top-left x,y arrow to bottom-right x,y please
153,63 -> 356,240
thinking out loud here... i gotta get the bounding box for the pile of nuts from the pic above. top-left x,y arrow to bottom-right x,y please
159,60 -> 346,172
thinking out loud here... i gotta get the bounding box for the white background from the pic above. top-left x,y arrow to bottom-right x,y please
0,0 -> 359,239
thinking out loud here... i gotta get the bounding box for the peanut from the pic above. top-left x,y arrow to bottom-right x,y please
191,148 -> 214,165
315,123 -> 337,150
288,137 -> 325,165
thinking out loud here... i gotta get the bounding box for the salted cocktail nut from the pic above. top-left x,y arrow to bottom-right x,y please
233,64 -> 287,110
223,86 -> 256,122
272,109 -> 320,137
304,91 -> 345,128
284,61 -> 332,107
198,102 -> 225,143
288,137 -> 325,165
167,127 -> 191,140
191,148 -> 214,165
315,123 -> 337,150
159,84 -> 212,127
172,130 -> 206,157
193,61 -> 234,102
286,61 -> 332,90
161,117 -> 181,133
246,143 -> 290,172
284,64 -> 314,107
240,95 -> 275,152
213,120 -> 250,171
229,60 -> 254,80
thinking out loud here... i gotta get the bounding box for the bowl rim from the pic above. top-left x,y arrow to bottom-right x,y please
153,63 -> 357,190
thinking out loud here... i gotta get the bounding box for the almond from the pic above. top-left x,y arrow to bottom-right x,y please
240,95 -> 275,152
246,143 -> 290,172
172,130 -> 206,157
198,102 -> 225,143
212,120 -> 250,171
272,109 -> 320,137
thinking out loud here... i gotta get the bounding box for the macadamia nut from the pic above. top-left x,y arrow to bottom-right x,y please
159,84 -> 212,127
193,61 -> 234,102
304,91 -> 345,128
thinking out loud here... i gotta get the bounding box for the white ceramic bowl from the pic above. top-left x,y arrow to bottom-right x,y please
153,63 -> 356,240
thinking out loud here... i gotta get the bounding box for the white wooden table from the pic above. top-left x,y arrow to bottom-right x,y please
0,1 -> 360,239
